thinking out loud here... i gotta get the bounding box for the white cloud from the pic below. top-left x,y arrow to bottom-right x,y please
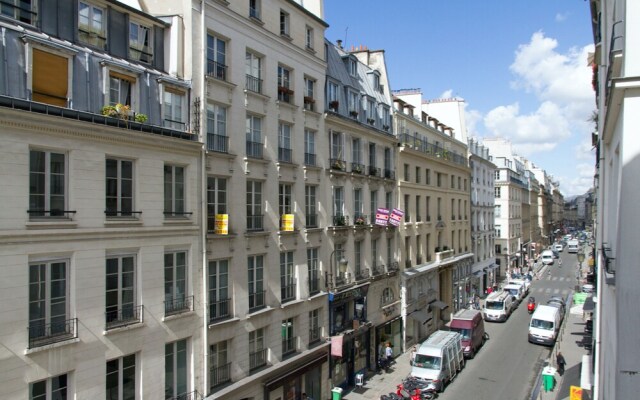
575,138 -> 596,160
555,13 -> 568,22
439,89 -> 454,99
464,108 -> 482,137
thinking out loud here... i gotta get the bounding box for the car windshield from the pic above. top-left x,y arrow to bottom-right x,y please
506,288 -> 518,296
531,319 -> 554,330
450,328 -> 471,340
413,354 -> 441,369
485,301 -> 504,310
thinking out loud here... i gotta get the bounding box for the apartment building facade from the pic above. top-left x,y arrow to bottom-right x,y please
0,2 -> 203,399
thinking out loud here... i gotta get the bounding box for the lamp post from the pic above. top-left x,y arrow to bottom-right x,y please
327,249 -> 348,291
577,251 -> 585,287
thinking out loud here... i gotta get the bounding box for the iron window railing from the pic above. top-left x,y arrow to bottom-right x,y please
309,326 -> 321,344
246,140 -> 263,158
368,166 -> 380,177
351,162 -> 365,174
247,214 -> 264,231
281,282 -> 296,303
165,295 -> 193,316
384,169 -> 395,179
329,157 -> 346,171
355,268 -> 370,281
332,215 -> 348,226
27,210 -> 76,218
278,147 -> 292,163
248,290 -> 265,311
304,152 -> 316,166
164,211 -> 193,218
105,305 -> 143,330
282,336 -> 297,356
209,298 -> 231,323
206,60 -> 227,81
27,318 -> 77,349
207,133 -> 229,153
210,363 -> 231,388
249,348 -> 267,370
167,390 -> 203,400
308,271 -> 320,295
305,213 -> 318,228
104,210 -> 143,218
246,74 -> 262,93
387,262 -> 399,273
353,213 -> 368,226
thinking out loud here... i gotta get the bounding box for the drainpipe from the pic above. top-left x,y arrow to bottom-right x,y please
199,0 -> 208,395
2,28 -> 8,93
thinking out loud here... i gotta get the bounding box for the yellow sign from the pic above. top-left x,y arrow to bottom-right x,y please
215,214 -> 228,235
281,214 -> 294,231
570,386 -> 582,400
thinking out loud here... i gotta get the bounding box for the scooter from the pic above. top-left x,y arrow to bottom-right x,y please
399,378 -> 438,399
527,297 -> 536,314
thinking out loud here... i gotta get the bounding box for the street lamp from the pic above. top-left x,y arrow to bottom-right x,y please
576,251 -> 585,289
326,249 -> 348,291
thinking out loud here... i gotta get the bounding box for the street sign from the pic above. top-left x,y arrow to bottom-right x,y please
570,385 -> 582,400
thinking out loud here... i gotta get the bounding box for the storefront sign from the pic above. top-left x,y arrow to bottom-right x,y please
214,214 -> 228,235
281,214 -> 294,231
330,284 -> 369,303
375,208 -> 389,226
331,335 -> 343,357
388,208 -> 404,227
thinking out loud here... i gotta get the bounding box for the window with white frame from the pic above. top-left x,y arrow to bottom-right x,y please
207,177 -> 227,231
207,103 -> 227,152
333,186 -> 344,220
307,248 -> 319,293
28,260 -> 70,347
382,106 -> 390,128
78,1 -> 106,48
279,10 -> 290,36
366,99 -> 375,122
327,81 -> 338,105
248,255 -> 264,310
381,287 -> 394,306
246,180 -> 263,231
305,25 -> 314,49
245,51 -> 262,93
278,123 -> 292,163
282,317 -> 295,354
207,33 -> 227,80
348,58 -> 357,77
105,158 -> 134,217
354,240 -> 362,276
165,339 -> 188,399
494,187 -> 501,198
164,164 -> 185,217
31,48 -> 70,107
370,190 -> 377,216
129,20 -> 152,63
304,77 -> 315,111
304,129 -> 316,166
277,65 -> 292,102
279,183 -> 292,217
348,90 -> 359,115
208,259 -> 229,322
354,188 -> 363,220
249,327 -> 266,369
371,238 -> 378,269
352,138 -> 362,166
2,0 -> 37,24
106,354 -> 136,400
280,251 -> 295,302
246,114 -> 263,158
209,340 -> 230,389
309,308 -> 320,342
105,255 -> 137,329
108,71 -> 135,107
29,149 -> 67,217
30,373 -> 68,400
305,185 -> 317,228
249,0 -> 261,19
330,131 -> 344,161
163,88 -> 186,130
164,251 -> 188,314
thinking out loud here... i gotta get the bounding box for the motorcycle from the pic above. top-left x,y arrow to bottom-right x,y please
527,296 -> 536,314
398,378 -> 438,400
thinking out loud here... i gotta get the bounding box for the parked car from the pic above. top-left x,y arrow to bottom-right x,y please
449,309 -> 488,359
541,250 -> 554,265
582,284 -> 595,293
553,243 -> 564,252
529,305 -> 563,346
546,298 -> 566,318
483,291 -> 515,322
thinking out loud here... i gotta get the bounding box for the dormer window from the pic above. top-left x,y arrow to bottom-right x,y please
349,58 -> 357,77
129,20 -> 153,64
78,2 -> 106,49
1,0 -> 37,25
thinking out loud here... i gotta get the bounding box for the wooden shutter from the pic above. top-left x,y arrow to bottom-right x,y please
32,49 -> 68,107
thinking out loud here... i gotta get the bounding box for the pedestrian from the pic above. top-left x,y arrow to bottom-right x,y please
385,342 -> 393,364
556,352 -> 566,376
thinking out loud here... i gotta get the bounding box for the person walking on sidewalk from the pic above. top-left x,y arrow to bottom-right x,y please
556,352 -> 566,376
385,342 -> 393,364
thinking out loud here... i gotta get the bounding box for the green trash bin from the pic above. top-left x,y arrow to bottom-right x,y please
542,366 -> 556,392
331,387 -> 343,400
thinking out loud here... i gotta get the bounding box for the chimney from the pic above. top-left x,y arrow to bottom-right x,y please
336,40 -> 343,49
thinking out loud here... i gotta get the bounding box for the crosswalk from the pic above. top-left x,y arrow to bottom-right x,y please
529,275 -> 574,296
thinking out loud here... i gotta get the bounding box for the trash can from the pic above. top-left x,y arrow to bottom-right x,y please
331,387 -> 343,400
542,366 -> 556,392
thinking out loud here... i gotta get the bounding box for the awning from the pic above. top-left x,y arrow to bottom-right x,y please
583,296 -> 595,312
485,264 -> 499,271
430,300 -> 448,311
408,310 -> 432,325
473,270 -> 485,277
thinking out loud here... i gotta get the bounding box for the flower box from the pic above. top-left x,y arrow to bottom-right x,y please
367,118 -> 375,124
349,110 -> 359,118
329,100 -> 339,110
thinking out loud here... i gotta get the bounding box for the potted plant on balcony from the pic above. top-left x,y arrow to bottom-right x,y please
352,164 -> 363,174
367,118 -> 375,125
304,96 -> 315,104
349,110 -> 359,118
329,100 -> 339,110
354,215 -> 366,225
382,124 -> 390,131
332,159 -> 345,171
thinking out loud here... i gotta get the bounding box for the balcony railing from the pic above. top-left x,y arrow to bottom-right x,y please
27,209 -> 77,218
355,268 -> 370,281
282,336 -> 297,356
281,282 -> 296,303
246,74 -> 262,93
351,162 -> 365,175
384,169 -> 395,179
308,272 -> 320,295
165,295 -> 193,316
368,166 -> 380,177
247,214 -> 264,231
305,213 -> 318,228
329,158 -> 346,171
28,318 -> 77,349
405,259 -> 412,269
388,261 -> 399,273
209,298 -> 231,323
353,213 -> 368,226
168,391 -> 203,400
249,290 -> 265,312
332,215 -> 349,227
309,326 -> 321,344
304,152 -> 316,166
249,348 -> 267,371
105,210 -> 143,218
105,305 -> 143,330
210,363 -> 231,388
206,60 -> 227,81
207,133 -> 229,153
246,140 -> 263,159
278,147 -> 292,163
371,264 -> 384,277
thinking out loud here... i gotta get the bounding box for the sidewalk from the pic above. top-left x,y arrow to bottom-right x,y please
340,350 -> 414,399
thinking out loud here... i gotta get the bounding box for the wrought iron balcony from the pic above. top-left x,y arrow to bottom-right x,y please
329,158 -> 346,171
206,60 -> 228,81
368,165 -> 380,177
282,336 -> 297,356
355,268 -> 370,281
249,348 -> 268,371
27,209 -> 76,218
384,169 -> 395,179
281,283 -> 297,303
351,162 -> 365,175
28,318 -> 77,349
165,295 -> 193,316
210,362 -> 231,388
246,74 -> 262,93
209,298 -> 231,323
278,147 -> 292,163
167,390 -> 203,400
332,215 -> 349,227
248,291 -> 266,312
371,264 -> 385,277
207,133 -> 229,153
246,140 -> 263,159
105,305 -> 143,330
309,326 -> 321,344
353,213 -> 368,226
247,214 -> 264,231
304,152 -> 316,166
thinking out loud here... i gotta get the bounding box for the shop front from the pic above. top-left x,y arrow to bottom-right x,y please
263,348 -> 329,400
375,315 -> 402,361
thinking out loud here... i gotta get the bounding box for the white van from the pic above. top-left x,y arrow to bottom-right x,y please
483,291 -> 514,322
503,283 -> 525,303
508,278 -> 530,294
567,239 -> 580,253
528,305 -> 562,346
540,250 -> 554,265
411,330 -> 464,392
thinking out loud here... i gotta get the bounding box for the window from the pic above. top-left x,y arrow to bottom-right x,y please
280,251 -> 295,302
416,196 -> 421,221
249,328 -> 266,369
348,58 -> 357,77
2,0 -> 37,24
106,354 -> 136,400
245,51 -> 262,93
309,308 -> 320,342
494,170 -> 500,180
304,77 -> 315,111
279,10 -> 290,36
495,205 -> 501,218
163,89 -> 186,130
348,91 -> 359,115
279,183 -> 293,222
207,103 -> 228,152
249,0 -> 261,19
386,237 -> 393,267
282,317 -> 295,355
246,180 -> 263,231
451,175 -> 455,189
30,374 -> 68,400
369,143 -> 376,170
385,191 -> 393,210
352,138 -> 362,166
246,114 -> 263,158
381,287 -> 394,306
307,248 -> 319,294
366,99 -> 376,123
495,225 -> 501,237
370,190 -> 377,216
29,149 -> 67,217
304,129 -> 316,166
426,168 -> 431,185
105,255 -> 138,329
164,165 -> 185,217
207,177 -> 227,232
305,185 -> 317,228
28,260 -> 72,348
305,26 -> 314,49
278,123 -> 292,162
327,81 -> 338,104
437,172 -> 442,187
403,164 -> 409,181
354,240 -> 362,276
207,34 -> 227,80
426,196 -> 431,221
382,107 -> 390,128
248,255 -> 264,310
371,238 -> 378,270
404,194 -> 410,222
32,49 -> 69,107
208,259 -> 230,323
78,2 -> 105,48
330,131 -> 344,161
210,341 -> 231,388
494,187 -> 501,198
164,252 -> 188,315
333,186 -> 344,221
109,72 -> 135,107
129,20 -> 152,63
277,65 -> 292,102
106,158 -> 134,217
165,339 -> 188,399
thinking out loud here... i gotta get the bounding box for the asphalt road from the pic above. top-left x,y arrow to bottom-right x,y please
437,251 -> 579,400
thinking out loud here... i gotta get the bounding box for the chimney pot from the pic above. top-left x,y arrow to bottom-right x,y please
336,40 -> 343,49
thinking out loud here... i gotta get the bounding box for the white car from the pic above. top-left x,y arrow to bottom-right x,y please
553,243 -> 563,252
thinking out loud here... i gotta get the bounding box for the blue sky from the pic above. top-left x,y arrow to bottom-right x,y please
324,0 -> 596,197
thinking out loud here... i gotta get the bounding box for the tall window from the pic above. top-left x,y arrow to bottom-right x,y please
246,114 -> 263,158
248,255 -> 264,310
129,21 -> 152,63
78,2 -> 105,48
371,238 -> 378,270
348,58 -> 357,77
416,167 -> 421,184
32,48 -> 69,107
366,99 -> 376,122
348,91 -> 359,114
210,341 -> 230,389
245,51 -> 262,93
105,255 -> 137,329
305,185 -> 317,228
354,188 -> 363,219
280,251 -> 295,302
207,103 -> 227,152
29,149 -> 66,217
333,186 -> 344,218
282,317 -> 295,355
278,123 -> 292,163
354,240 -> 362,276
279,183 -> 292,220
426,168 -> 431,185
207,177 -> 227,231
106,354 -> 136,400
416,196 -> 421,221
109,73 -> 134,106
307,248 -> 319,294
249,0 -> 261,19
387,237 -> 394,266
370,190 -> 377,216
249,328 -> 266,369
2,0 -> 37,24
327,81 -> 338,104
382,107 -> 390,127
246,180 -> 263,231
304,77 -> 315,111
304,129 -> 316,166
277,65 -> 292,102
309,308 -> 320,342
28,260 -> 70,346
279,10 -> 290,36
164,165 -> 185,216
305,25 -> 314,49
209,259 -> 229,322
106,158 -> 134,217
164,251 -> 187,314
494,187 -> 501,198
385,191 -> 393,210
30,374 -> 68,400
163,89 -> 185,129
330,131 -> 343,161
165,340 -> 187,399
206,34 -> 227,80
352,138 -> 362,165
426,196 -> 431,221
